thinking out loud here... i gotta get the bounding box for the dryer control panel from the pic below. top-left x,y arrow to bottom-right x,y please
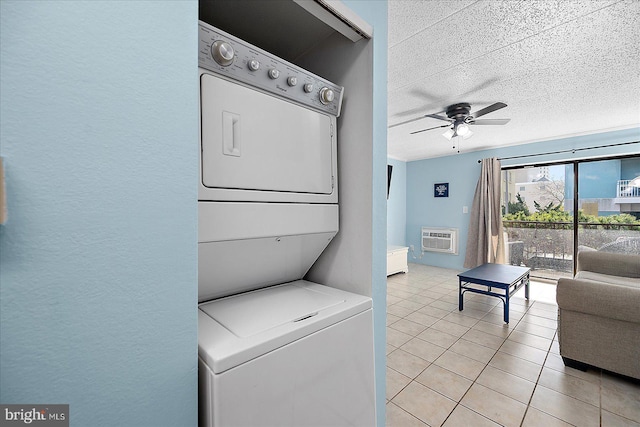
198,21 -> 344,117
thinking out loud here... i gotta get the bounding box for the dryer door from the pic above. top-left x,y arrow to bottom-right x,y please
200,72 -> 335,198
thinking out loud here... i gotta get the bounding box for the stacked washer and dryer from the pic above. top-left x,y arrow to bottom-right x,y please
197,21 -> 375,426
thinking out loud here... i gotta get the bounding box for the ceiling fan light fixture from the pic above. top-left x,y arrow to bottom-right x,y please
413,102 -> 509,141
456,122 -> 470,136
442,128 -> 455,140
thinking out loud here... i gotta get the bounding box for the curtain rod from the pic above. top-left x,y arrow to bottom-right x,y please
477,140 -> 640,163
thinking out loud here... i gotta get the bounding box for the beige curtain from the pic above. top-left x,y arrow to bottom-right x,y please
464,157 -> 505,268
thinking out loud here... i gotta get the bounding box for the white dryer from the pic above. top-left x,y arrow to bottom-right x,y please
197,21 -> 375,427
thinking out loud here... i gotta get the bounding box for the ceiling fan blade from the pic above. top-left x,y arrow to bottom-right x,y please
388,112 -> 450,129
393,105 -> 437,118
471,102 -> 507,119
424,113 -> 451,122
388,115 -> 428,128
410,124 -> 451,135
468,118 -> 511,125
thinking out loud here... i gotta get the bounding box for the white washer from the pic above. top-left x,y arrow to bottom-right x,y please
197,22 -> 375,427
198,281 -> 374,426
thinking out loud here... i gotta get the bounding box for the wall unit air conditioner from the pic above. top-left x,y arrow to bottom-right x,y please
421,227 -> 458,255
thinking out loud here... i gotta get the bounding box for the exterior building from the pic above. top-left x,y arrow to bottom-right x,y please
564,158 -> 640,218
515,177 -> 564,213
504,158 -> 640,219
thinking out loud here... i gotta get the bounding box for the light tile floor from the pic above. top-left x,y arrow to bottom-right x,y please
386,263 -> 640,427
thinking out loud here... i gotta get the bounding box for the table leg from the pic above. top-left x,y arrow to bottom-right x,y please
525,274 -> 530,300
504,288 -> 510,323
459,279 -> 463,311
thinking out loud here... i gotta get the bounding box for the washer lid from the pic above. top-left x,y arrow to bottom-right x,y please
199,283 -> 343,337
198,280 -> 372,374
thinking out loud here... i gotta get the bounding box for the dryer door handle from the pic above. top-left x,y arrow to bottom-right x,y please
222,111 -> 241,157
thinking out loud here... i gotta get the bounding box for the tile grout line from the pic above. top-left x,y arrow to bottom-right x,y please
387,267 -> 603,427
386,280 -> 463,405
386,400 -> 430,426
599,368 -> 602,427
388,279 -> 480,424
389,270 -> 568,425
446,293 -> 549,426
438,300 -> 528,427
517,303 -> 552,427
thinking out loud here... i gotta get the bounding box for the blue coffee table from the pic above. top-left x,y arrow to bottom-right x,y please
458,263 -> 530,323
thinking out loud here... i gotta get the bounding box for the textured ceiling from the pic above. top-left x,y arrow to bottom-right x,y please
387,0 -> 640,161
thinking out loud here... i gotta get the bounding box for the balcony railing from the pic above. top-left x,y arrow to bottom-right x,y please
617,179 -> 640,198
503,220 -> 640,280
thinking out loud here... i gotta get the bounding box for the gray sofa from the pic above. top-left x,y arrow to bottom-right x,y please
556,251 -> 640,379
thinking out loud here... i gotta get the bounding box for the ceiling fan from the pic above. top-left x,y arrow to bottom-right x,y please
410,102 -> 510,140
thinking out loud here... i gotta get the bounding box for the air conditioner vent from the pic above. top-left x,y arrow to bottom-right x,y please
421,227 -> 458,255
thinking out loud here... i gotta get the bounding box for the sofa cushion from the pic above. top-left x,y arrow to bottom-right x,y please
577,251 -> 640,278
575,271 -> 640,289
557,278 -> 640,323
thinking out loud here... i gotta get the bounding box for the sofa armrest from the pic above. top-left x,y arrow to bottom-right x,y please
557,278 -> 640,323
577,251 -> 640,278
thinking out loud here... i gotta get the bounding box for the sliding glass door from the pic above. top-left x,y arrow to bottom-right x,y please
576,158 -> 640,256
502,164 -> 574,280
502,155 -> 640,280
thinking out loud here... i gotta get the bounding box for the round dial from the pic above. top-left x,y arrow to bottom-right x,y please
287,76 -> 297,87
268,68 -> 280,79
303,83 -> 314,93
248,59 -> 260,71
211,40 -> 234,66
319,87 -> 335,105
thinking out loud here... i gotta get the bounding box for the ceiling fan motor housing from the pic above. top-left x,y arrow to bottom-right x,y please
407,101 -> 508,135
446,103 -> 472,121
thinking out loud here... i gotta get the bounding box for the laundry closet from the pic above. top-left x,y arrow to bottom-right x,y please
197,1 -> 380,426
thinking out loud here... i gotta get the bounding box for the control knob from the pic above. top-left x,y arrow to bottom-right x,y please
303,83 -> 313,93
268,68 -> 280,79
211,40 -> 234,67
287,76 -> 297,87
319,87 -> 335,105
248,59 -> 260,71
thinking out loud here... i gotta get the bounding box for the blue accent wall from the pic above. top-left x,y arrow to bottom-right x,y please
406,128 -> 640,271
621,158 -> 640,180
387,158 -> 407,246
0,2 -> 198,426
579,160 -> 621,198
407,152 -> 477,270
342,2 -> 387,425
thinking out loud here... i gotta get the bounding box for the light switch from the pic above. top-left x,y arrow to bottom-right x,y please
463,206 -> 468,214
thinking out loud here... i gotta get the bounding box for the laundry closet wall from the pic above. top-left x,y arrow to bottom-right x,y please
0,2 -> 198,426
297,2 -> 388,424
